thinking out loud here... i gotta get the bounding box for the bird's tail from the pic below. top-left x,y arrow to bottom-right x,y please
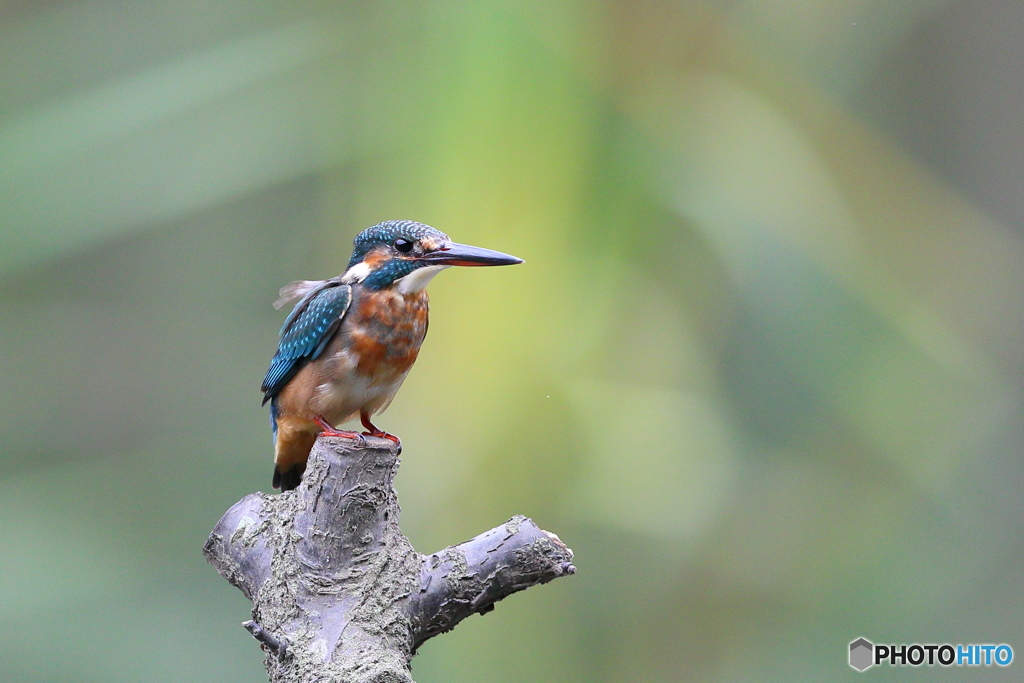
272,414 -> 318,491
273,463 -> 305,491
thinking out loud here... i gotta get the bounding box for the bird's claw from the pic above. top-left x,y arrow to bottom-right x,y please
359,412 -> 401,450
363,430 -> 401,452
314,415 -> 399,450
362,429 -> 400,446
313,415 -> 365,444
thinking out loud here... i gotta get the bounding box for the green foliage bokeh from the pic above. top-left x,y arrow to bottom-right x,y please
2,2 -> 1023,681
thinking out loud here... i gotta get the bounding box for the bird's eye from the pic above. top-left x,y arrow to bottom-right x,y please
394,238 -> 413,253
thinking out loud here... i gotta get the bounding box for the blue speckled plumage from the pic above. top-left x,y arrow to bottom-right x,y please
347,221 -> 445,269
261,283 -> 352,404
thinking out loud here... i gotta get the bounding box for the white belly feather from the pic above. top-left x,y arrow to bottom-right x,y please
309,345 -> 410,425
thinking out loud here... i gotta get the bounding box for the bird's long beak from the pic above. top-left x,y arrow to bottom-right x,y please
420,242 -> 524,267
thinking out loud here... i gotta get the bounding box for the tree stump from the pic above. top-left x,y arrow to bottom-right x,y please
204,436 -> 575,683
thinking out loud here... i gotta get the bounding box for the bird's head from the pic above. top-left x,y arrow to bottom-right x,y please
342,220 -> 523,292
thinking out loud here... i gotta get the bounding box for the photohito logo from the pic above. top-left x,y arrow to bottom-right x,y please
849,638 -> 1013,671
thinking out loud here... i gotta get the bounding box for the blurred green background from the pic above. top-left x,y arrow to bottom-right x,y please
3,1 -> 1023,681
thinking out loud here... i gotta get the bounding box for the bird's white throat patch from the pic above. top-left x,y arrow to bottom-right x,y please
394,265 -> 449,294
340,261 -> 373,284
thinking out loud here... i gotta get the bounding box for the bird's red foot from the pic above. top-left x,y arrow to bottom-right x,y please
360,411 -> 401,445
313,415 -> 365,441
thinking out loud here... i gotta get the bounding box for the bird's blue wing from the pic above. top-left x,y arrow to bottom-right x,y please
261,282 -> 352,403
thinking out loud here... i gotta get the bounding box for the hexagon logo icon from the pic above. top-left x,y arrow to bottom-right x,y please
849,638 -> 874,671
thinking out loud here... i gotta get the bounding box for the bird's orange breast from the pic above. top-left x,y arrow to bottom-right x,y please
347,289 -> 429,381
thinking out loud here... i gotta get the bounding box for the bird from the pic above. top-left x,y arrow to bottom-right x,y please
261,220 -> 523,491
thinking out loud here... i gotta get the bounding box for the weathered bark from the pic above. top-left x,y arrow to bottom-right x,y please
204,436 -> 575,683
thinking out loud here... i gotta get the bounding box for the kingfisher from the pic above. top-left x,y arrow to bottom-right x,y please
261,220 -> 522,490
